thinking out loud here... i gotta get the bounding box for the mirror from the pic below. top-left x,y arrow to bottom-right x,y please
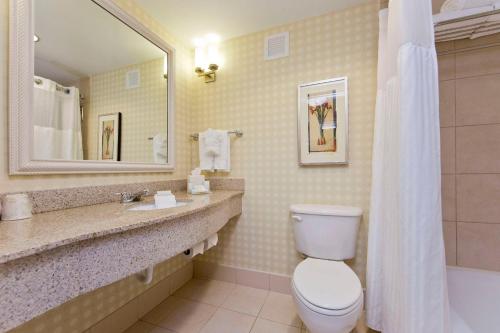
9,0 -> 175,174
34,0 -> 169,164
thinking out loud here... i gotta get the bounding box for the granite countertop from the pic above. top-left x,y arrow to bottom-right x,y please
0,190 -> 243,265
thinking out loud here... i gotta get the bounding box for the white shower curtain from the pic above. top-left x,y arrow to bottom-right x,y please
366,1 -> 450,332
33,76 -> 83,160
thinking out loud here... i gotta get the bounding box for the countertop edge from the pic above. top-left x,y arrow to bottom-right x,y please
0,191 -> 244,265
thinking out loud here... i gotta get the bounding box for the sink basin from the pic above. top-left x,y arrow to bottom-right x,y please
127,200 -> 190,211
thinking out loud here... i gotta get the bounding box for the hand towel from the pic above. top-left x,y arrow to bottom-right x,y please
199,129 -> 230,172
213,130 -> 230,172
152,133 -> 167,164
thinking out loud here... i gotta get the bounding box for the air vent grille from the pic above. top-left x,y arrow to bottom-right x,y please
264,32 -> 289,60
126,69 -> 140,89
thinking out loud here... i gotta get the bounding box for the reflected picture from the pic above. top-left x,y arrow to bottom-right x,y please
98,113 -> 121,161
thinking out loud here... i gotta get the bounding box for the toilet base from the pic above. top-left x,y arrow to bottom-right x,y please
292,282 -> 363,333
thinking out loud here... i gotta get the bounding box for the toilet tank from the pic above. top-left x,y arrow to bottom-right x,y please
290,204 -> 363,260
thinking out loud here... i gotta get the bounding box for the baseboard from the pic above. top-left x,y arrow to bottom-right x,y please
193,260 -> 292,294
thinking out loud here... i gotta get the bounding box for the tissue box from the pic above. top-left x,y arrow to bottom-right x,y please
154,192 -> 176,209
189,175 -> 205,186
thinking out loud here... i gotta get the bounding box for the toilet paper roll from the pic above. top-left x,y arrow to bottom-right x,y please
185,242 -> 205,258
204,233 -> 218,251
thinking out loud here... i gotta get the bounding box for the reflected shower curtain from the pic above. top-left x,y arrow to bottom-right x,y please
33,76 -> 83,160
366,1 -> 450,332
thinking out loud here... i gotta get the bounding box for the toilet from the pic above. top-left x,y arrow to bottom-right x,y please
290,204 -> 363,333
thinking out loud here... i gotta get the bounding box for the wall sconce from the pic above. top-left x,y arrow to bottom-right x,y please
194,34 -> 221,83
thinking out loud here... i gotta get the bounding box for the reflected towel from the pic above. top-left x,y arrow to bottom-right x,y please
152,133 -> 167,164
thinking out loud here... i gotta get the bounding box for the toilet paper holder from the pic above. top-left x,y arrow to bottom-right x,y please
183,233 -> 218,257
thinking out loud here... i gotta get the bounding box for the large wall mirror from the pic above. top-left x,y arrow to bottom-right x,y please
9,0 -> 175,174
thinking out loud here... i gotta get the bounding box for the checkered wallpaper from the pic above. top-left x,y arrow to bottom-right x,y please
85,58 -> 168,163
192,2 -> 379,282
2,1 -> 379,332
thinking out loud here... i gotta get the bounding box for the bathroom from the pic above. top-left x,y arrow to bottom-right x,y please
1,0 -> 499,332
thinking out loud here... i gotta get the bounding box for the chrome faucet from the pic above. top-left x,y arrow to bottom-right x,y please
115,189 -> 149,203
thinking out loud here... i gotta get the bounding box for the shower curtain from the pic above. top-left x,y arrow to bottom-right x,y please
365,1 -> 450,332
33,76 -> 83,160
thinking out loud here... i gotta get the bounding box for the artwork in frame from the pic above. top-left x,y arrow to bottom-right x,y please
298,77 -> 348,165
98,113 -> 121,161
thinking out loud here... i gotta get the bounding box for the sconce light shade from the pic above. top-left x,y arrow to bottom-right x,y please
207,44 -> 220,67
194,34 -> 221,83
195,46 -> 207,71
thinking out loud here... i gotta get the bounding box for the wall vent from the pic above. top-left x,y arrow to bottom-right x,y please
125,69 -> 140,89
264,32 -> 289,60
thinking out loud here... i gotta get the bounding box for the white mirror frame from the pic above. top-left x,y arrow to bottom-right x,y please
9,0 -> 176,174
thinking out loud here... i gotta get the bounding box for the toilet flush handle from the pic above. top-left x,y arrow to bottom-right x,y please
291,215 -> 302,222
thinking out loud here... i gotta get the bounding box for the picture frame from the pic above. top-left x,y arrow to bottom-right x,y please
98,113 -> 121,161
297,77 -> 348,165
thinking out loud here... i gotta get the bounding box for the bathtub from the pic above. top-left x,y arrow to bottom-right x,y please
448,266 -> 500,333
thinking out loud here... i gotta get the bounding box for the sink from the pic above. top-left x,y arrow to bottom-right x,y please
127,200 -> 191,211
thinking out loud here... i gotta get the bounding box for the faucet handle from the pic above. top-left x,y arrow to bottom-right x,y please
115,192 -> 132,203
115,189 -> 149,203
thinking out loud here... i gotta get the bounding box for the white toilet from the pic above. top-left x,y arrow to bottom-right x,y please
290,204 -> 363,333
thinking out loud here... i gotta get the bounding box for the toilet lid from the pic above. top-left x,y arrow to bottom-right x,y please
293,258 -> 362,311
290,204 -> 363,217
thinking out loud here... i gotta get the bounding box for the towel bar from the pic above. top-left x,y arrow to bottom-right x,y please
148,130 -> 244,141
190,130 -> 243,141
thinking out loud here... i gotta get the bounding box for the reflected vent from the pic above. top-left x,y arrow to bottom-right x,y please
126,69 -> 140,89
264,32 -> 289,60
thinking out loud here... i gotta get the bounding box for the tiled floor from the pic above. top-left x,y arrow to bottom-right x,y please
124,278 -> 308,333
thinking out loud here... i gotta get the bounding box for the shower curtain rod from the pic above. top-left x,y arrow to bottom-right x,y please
34,78 -> 85,102
34,77 -> 72,94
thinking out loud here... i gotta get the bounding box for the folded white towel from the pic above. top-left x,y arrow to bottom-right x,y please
441,0 -> 496,12
152,133 -> 167,164
435,1 -> 500,41
214,130 -> 230,171
199,129 -> 230,172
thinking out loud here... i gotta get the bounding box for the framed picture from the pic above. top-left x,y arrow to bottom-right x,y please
98,113 -> 121,161
297,77 -> 348,165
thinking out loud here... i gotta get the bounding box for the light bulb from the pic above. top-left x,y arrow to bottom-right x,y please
195,46 -> 207,70
207,44 -> 219,66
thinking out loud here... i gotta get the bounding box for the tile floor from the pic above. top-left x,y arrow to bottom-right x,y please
124,278 -> 309,333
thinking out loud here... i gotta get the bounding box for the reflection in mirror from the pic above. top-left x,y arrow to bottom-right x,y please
33,0 -> 169,164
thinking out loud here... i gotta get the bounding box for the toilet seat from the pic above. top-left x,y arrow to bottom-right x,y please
292,258 -> 363,316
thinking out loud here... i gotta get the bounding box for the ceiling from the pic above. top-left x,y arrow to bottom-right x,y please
135,0 -> 371,45
34,0 -> 371,86
34,0 -> 165,85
